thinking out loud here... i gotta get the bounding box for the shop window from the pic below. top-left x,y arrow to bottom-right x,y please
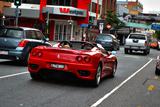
49,0 -> 72,6
22,0 -> 40,4
92,3 -> 96,13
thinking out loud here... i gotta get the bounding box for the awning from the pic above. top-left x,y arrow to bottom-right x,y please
3,3 -> 87,18
125,22 -> 151,29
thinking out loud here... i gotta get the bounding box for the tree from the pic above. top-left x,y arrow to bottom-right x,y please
105,11 -> 125,29
153,31 -> 160,40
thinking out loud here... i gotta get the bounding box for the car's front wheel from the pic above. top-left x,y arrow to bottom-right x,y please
93,64 -> 102,87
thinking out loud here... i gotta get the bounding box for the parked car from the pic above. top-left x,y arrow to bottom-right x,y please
124,33 -> 150,55
155,56 -> 160,76
95,34 -> 120,51
150,39 -> 158,49
28,41 -> 118,86
0,26 -> 51,65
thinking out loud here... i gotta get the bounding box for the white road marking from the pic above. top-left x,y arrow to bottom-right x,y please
157,56 -> 160,60
0,72 -> 28,79
91,59 -> 153,107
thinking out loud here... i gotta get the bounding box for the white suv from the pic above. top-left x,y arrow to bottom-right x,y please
124,33 -> 150,55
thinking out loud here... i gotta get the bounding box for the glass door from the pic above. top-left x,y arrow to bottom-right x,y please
54,22 -> 72,41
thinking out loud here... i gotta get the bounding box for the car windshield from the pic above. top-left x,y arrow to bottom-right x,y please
5,29 -> 24,38
96,35 -> 112,41
129,34 -> 146,40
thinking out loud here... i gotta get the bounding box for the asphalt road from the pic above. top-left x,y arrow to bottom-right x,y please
0,47 -> 159,107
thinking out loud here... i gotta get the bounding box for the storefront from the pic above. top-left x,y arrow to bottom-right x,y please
3,3 -> 87,41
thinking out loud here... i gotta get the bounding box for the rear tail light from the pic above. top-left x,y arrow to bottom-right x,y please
31,50 -> 43,57
144,41 -> 147,46
84,56 -> 91,63
76,56 -> 83,62
18,40 -> 29,47
37,52 -> 43,57
76,55 -> 91,63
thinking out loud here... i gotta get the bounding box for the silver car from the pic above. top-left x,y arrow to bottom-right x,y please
0,26 -> 51,65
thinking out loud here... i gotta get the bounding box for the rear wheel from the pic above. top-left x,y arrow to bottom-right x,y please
155,68 -> 160,76
124,48 -> 128,54
143,50 -> 148,55
147,49 -> 150,54
23,53 -> 30,66
110,62 -> 117,78
93,64 -> 102,87
30,73 -> 42,80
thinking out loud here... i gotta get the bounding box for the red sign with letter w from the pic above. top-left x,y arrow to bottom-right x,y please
59,8 -> 70,13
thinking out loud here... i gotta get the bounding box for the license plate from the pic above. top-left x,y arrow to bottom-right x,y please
131,46 -> 138,49
0,51 -> 8,55
51,64 -> 64,69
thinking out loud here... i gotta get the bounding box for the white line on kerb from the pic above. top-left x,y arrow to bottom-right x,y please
0,72 -> 28,79
91,59 -> 153,107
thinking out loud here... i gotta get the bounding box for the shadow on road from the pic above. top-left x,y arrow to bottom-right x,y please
28,72 -> 111,88
0,60 -> 25,67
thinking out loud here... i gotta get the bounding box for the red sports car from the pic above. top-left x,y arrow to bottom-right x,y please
28,41 -> 118,86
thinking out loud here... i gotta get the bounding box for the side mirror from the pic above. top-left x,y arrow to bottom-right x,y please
46,38 -> 49,41
43,37 -> 49,42
111,51 -> 117,55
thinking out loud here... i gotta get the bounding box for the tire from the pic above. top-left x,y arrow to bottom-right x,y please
155,68 -> 160,76
93,64 -> 102,87
124,48 -> 128,54
117,46 -> 120,50
110,62 -> 117,78
143,50 -> 147,55
147,49 -> 150,54
30,73 -> 42,80
23,53 -> 30,66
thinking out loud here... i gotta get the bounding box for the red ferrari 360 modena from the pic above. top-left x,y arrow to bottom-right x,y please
28,41 -> 118,86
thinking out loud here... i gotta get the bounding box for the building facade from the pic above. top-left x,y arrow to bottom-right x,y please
116,1 -> 129,17
0,1 -> 11,25
127,0 -> 143,15
2,0 -> 115,41
101,0 -> 116,18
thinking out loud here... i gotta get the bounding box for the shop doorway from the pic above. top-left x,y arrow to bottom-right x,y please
54,22 -> 72,41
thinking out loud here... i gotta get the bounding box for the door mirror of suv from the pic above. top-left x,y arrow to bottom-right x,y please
42,37 -> 49,42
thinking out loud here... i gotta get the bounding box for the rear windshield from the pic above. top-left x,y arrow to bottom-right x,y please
0,28 -> 23,38
129,34 -> 146,40
96,35 -> 112,41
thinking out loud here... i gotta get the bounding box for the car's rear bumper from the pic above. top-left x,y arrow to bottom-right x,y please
124,45 -> 149,51
0,50 -> 23,60
28,58 -> 97,80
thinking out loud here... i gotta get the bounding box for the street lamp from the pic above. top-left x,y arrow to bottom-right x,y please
67,19 -> 73,25
2,15 -> 5,26
67,18 -> 74,40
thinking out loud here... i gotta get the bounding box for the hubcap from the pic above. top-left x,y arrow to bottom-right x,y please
96,66 -> 101,85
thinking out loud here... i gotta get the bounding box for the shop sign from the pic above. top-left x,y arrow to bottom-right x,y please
59,8 -> 84,16
151,23 -> 160,30
43,6 -> 86,17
